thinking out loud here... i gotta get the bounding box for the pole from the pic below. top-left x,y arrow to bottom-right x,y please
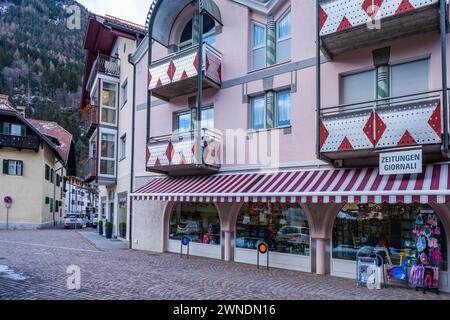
196,8 -> 204,165
440,0 -> 449,155
315,0 -> 322,160
6,207 -> 9,231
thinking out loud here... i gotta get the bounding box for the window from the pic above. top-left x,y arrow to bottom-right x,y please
169,202 -> 221,245
340,70 -> 375,105
201,108 -> 214,130
252,22 -> 266,70
119,134 -> 126,161
2,123 -> 25,136
276,91 -> 291,127
45,164 -> 50,181
49,199 -> 54,213
50,168 -> 54,183
100,133 -> 116,176
276,10 -> 291,64
101,82 -> 117,124
121,80 -> 128,108
178,15 -> 216,51
56,174 -> 61,187
251,95 -> 266,130
45,197 -> 50,204
236,203 -> 310,256
175,111 -> 192,131
391,59 -> 429,97
3,160 -> 23,176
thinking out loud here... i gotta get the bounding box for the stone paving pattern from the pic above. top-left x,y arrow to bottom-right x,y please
0,230 -> 449,300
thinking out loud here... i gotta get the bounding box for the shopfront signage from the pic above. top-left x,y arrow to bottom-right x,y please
379,149 -> 422,175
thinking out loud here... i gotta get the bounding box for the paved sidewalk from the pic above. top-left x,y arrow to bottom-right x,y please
78,230 -> 128,251
0,229 -> 449,300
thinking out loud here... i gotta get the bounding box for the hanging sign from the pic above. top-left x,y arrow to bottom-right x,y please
379,149 -> 422,175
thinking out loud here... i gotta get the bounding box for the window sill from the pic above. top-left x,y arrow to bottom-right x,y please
248,60 -> 292,74
247,125 -> 292,135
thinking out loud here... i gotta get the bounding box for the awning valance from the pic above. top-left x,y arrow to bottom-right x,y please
131,164 -> 450,204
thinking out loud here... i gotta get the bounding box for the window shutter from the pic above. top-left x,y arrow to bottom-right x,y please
3,122 -> 10,135
45,197 -> 49,204
2,160 -> 9,174
45,165 -> 50,180
21,125 -> 26,137
18,161 -> 23,176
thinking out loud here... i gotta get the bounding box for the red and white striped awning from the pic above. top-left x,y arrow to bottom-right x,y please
131,164 -> 450,204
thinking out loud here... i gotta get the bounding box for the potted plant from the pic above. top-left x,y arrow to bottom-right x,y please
119,222 -> 127,238
98,220 -> 103,235
105,221 -> 113,239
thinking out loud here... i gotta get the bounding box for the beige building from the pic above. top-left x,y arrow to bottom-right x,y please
0,95 -> 76,229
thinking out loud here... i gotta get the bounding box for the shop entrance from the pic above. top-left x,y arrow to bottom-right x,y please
167,202 -> 222,259
330,203 -> 448,288
234,202 -> 312,272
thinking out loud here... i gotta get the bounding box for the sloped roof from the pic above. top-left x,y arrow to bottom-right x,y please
27,119 -> 73,164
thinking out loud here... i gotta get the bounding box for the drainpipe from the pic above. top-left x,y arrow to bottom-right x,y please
440,0 -> 449,156
196,8 -> 204,165
315,0 -> 322,160
128,53 -> 137,249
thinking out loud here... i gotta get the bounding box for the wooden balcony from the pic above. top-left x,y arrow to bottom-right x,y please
82,158 -> 97,183
319,0 -> 440,57
146,129 -> 221,176
319,90 -> 445,166
0,134 -> 39,151
87,53 -> 120,91
83,105 -> 98,139
148,43 -> 222,101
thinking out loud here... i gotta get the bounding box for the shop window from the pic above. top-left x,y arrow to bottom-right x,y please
236,202 -> 311,256
169,202 -> 221,245
332,203 -> 448,271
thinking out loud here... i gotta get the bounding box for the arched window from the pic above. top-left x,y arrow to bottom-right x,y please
178,15 -> 216,51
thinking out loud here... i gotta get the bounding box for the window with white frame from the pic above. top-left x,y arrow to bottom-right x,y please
391,59 -> 429,97
276,90 -> 291,127
2,160 -> 23,176
251,95 -> 266,130
340,70 -> 375,105
175,108 -> 214,132
121,80 -> 128,108
100,132 -> 116,176
276,10 -> 291,64
101,82 -> 117,125
179,15 -> 216,51
252,22 -> 267,70
119,134 -> 126,161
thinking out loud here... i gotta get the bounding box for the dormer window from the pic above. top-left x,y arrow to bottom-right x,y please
178,14 -> 216,51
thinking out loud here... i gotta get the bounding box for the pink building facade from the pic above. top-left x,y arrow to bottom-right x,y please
125,0 -> 450,292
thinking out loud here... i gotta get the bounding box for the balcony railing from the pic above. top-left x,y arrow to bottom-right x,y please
148,42 -> 223,100
87,53 -> 120,91
0,134 -> 39,150
82,158 -> 97,183
83,105 -> 98,139
319,90 -> 444,159
319,0 -> 439,57
146,128 -> 222,176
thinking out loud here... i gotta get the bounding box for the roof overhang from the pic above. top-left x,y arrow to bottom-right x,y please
146,0 -> 223,48
229,0 -> 284,14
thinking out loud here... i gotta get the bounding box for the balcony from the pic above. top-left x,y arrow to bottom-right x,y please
148,43 -> 222,101
83,105 -> 98,139
82,158 -> 97,183
319,0 -> 440,57
87,53 -> 120,91
146,129 -> 222,176
0,134 -> 39,151
319,90 -> 445,166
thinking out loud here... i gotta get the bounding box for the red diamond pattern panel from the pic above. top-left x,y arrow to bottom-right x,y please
398,130 -> 417,146
167,60 -> 176,82
375,112 -> 386,144
319,120 -> 329,149
337,16 -> 352,32
428,102 -> 442,138
361,0 -> 384,16
319,5 -> 328,32
396,0 -> 414,14
363,111 -> 375,143
338,136 -> 354,151
165,142 -> 175,163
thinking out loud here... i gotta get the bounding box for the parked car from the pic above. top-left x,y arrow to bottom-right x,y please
64,214 -> 86,229
92,214 -> 99,228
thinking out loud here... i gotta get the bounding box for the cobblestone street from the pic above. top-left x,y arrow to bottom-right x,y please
0,229 -> 449,300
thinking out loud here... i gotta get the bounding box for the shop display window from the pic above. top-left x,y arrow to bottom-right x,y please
169,202 -> 221,245
236,202 -> 310,256
332,203 -> 448,271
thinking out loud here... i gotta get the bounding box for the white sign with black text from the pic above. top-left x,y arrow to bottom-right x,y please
379,149 -> 423,175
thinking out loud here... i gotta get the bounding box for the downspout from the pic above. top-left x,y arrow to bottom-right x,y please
315,0 -> 322,160
196,8 -> 204,165
440,0 -> 449,156
128,53 -> 137,249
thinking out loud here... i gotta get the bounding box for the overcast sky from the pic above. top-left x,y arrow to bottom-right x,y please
76,0 -> 149,25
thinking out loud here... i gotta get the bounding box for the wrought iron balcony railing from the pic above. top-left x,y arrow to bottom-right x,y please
87,53 -> 120,91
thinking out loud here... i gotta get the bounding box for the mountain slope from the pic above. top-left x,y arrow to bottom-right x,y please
0,0 -> 89,174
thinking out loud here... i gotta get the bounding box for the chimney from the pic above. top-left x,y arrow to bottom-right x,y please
16,106 -> 26,118
0,94 -> 9,104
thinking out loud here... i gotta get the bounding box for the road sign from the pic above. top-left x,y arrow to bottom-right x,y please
4,196 -> 12,205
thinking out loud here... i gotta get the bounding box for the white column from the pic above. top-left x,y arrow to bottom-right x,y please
223,230 -> 232,261
316,238 -> 326,275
